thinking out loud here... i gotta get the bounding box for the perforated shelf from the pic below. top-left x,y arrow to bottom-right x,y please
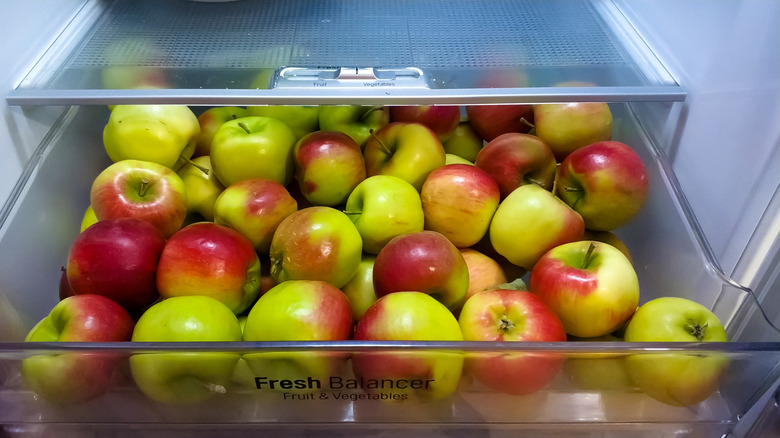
9,0 -> 683,105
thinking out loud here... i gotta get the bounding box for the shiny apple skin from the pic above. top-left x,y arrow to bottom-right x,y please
529,240 -> 639,338
389,105 -> 461,142
269,206 -> 363,289
372,230 -> 469,313
66,218 -> 166,314
294,131 -> 366,206
156,222 -> 262,315
421,164 -> 500,248
474,133 -> 557,198
557,141 -> 650,231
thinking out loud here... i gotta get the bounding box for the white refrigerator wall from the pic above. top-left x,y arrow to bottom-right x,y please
621,0 -> 780,286
0,0 -> 779,285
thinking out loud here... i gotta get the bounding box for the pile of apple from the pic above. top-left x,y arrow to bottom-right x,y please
23,101 -> 728,409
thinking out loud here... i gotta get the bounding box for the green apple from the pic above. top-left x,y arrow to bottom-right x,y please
340,254 -> 378,320
344,175 -> 424,254
247,106 -> 320,140
363,122 -> 447,191
489,184 -> 585,270
319,105 -> 390,148
210,116 -> 297,187
624,297 -> 729,407
176,155 -> 225,221
563,334 -> 634,391
130,296 -> 243,404
442,122 -> 483,162
445,153 -> 473,165
80,205 -> 98,232
533,100 -> 613,162
194,107 -> 249,157
103,105 -> 200,170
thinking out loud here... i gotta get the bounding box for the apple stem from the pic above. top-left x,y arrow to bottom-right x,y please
359,105 -> 384,122
237,122 -> 251,134
138,178 -> 150,197
552,163 -> 561,195
183,157 -> 210,175
685,320 -> 708,341
342,210 -> 362,215
564,187 -> 583,193
581,242 -> 597,269
498,316 -> 516,333
519,117 -> 535,130
369,129 -> 392,156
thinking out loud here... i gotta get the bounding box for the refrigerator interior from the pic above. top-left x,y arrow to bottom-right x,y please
1,0 -> 780,436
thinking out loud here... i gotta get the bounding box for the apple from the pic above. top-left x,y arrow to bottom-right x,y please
556,141 -> 650,231
243,280 -> 353,387
130,295 -> 243,404
21,294 -> 135,403
460,248 -> 508,300
293,131 -> 366,206
80,205 -> 98,232
445,154 -> 473,165
465,105 -> 534,142
352,291 -> 464,401
100,37 -> 169,90
389,105 -> 461,142
420,164 -> 500,248
66,218 -> 166,314
459,289 -> 566,395
103,105 -> 200,170
529,241 -> 639,338
474,133 -> 557,198
244,280 -> 353,341
90,159 -> 188,238
489,184 -> 584,270
209,116 -> 297,187
563,334 -> 634,391
373,231 -> 469,313
213,178 -> 298,254
318,105 -> 389,148
194,106 -> 249,157
247,105 -> 320,140
269,206 -> 363,288
533,102 -> 613,161
176,155 -> 225,222
341,254 -> 378,321
363,122 -> 446,191
344,175 -> 424,254
156,222 -> 262,315
624,297 -> 729,406
442,121 -> 483,162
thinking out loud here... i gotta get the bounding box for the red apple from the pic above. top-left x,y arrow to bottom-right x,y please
352,292 -> 464,401
66,218 -> 166,314
269,206 -> 363,289
363,122 -> 446,191
465,105 -> 534,142
459,289 -> 566,395
529,241 -> 639,338
156,222 -> 262,315
90,159 -> 188,238
420,164 -> 500,248
293,130 -> 366,206
474,133 -> 557,198
373,231 -> 469,313
21,294 -> 135,403
556,141 -> 650,231
213,178 -> 298,254
389,105 -> 461,142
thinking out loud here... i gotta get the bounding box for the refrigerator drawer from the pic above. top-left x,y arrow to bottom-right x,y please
0,102 -> 778,436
